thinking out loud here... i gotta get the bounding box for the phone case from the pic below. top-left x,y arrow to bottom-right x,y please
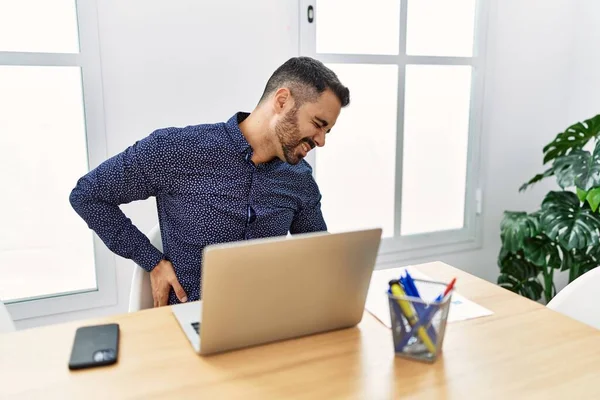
68,323 -> 120,370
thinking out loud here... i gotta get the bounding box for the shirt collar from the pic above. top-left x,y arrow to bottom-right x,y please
224,111 -> 283,169
225,112 -> 252,155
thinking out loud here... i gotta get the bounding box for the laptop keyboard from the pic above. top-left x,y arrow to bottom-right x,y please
191,322 -> 200,335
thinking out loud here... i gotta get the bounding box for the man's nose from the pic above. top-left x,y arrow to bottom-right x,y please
313,130 -> 326,147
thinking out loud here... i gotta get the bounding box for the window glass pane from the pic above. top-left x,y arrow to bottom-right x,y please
0,0 -> 79,53
406,0 -> 477,57
317,64 -> 398,238
316,0 -> 400,55
0,66 -> 96,302
400,65 -> 472,236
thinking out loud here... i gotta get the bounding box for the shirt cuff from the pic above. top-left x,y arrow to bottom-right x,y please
133,244 -> 164,272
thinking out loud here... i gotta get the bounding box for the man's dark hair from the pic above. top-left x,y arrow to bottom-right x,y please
259,57 -> 350,108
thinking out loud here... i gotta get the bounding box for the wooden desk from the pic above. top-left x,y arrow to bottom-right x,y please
2,262 -> 600,399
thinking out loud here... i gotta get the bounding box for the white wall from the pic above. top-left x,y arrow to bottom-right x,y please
15,0 -> 594,328
568,0 -> 600,123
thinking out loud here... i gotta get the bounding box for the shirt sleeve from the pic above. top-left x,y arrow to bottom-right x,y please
290,169 -> 328,234
69,129 -> 175,272
290,194 -> 328,234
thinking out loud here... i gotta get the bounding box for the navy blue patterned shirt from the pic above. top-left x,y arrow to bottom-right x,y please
70,112 -> 327,304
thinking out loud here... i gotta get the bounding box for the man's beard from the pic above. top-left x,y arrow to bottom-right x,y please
275,107 -> 315,165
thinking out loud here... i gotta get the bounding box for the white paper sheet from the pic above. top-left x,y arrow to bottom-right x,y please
365,266 -> 493,328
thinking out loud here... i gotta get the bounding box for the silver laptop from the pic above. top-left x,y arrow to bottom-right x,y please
171,228 -> 382,355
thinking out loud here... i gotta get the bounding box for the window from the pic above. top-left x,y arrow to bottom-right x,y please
300,0 -> 488,262
0,0 -> 115,319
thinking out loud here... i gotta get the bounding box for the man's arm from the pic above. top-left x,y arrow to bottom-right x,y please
69,129 -> 173,272
290,194 -> 328,234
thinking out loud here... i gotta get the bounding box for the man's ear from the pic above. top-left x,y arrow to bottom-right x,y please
272,88 -> 292,114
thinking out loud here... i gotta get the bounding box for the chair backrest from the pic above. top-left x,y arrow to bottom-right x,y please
0,300 -> 16,333
128,225 -> 162,312
546,267 -> 600,330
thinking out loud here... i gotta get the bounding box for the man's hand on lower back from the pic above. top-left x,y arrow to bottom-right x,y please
150,259 -> 188,307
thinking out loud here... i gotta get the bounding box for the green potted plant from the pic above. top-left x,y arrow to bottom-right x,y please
498,114 -> 600,303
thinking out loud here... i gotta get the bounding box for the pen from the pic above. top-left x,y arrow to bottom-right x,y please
388,287 -> 405,331
389,280 -> 436,353
401,273 -> 437,342
434,278 -> 456,302
404,271 -> 420,298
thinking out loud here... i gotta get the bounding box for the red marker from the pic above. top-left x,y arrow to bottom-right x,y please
442,278 -> 457,298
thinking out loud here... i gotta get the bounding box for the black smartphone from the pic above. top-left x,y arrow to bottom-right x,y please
68,323 -> 120,370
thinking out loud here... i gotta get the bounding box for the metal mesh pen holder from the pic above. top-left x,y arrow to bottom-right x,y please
387,279 -> 452,363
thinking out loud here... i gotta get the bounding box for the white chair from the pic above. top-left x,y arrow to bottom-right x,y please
0,300 -> 16,333
546,267 -> 600,329
128,225 -> 162,312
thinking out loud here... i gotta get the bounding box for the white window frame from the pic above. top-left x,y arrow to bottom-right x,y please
1,0 -> 117,320
300,0 -> 490,265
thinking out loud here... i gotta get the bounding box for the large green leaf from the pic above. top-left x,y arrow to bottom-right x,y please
520,168 -> 555,192
497,251 -> 543,301
522,235 -> 561,268
572,254 -> 596,282
561,247 -> 600,283
543,114 -> 600,165
585,241 -> 600,263
540,191 -> 600,250
500,212 -> 540,252
553,140 -> 600,191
